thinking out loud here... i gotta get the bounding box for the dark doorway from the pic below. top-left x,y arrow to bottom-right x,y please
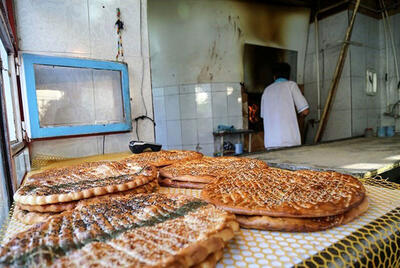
243,44 -> 298,148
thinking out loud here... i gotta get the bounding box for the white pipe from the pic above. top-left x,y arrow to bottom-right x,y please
381,10 -> 390,112
314,16 -> 321,121
381,0 -> 400,120
382,2 -> 400,89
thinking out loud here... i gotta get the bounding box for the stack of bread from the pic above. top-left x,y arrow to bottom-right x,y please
201,168 -> 368,232
13,150 -> 203,225
158,156 -> 268,189
3,150 -> 241,267
3,193 -> 239,267
13,159 -> 158,224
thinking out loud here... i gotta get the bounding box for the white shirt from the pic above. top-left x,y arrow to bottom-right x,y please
260,80 -> 309,149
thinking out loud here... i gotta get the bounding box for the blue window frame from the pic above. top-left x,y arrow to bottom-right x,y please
22,53 -> 131,139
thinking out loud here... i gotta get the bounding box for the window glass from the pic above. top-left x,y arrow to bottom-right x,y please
0,150 -> 10,228
23,54 -> 131,138
0,40 -> 16,142
34,65 -> 124,127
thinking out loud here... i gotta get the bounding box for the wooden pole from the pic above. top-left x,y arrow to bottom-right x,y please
313,0 -> 361,143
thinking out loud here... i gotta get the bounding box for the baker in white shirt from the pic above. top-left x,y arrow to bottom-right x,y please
260,63 -> 309,150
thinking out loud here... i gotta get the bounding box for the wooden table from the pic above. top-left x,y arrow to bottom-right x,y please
213,129 -> 254,156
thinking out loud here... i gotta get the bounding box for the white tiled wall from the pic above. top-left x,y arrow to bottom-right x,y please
153,82 -> 243,156
304,10 -> 384,143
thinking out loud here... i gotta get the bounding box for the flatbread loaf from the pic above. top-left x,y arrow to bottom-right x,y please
14,160 -> 157,205
0,193 -> 239,267
236,197 -> 369,232
201,168 -> 366,218
193,249 -> 224,268
159,156 -> 268,184
125,150 -> 203,167
18,179 -> 160,213
14,205 -> 58,225
159,177 -> 207,189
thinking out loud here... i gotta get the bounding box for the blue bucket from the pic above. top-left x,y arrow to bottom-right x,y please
386,126 -> 395,137
235,143 -> 243,155
377,126 -> 386,137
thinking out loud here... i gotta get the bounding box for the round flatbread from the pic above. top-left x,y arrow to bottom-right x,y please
14,161 -> 157,205
18,179 -> 160,212
14,205 -> 59,225
201,168 -> 366,218
125,150 -> 203,167
159,156 -> 268,183
1,193 -> 239,267
159,177 -> 207,189
236,197 -> 369,232
193,249 -> 224,268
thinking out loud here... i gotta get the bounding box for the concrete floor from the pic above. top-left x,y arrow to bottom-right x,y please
247,136 -> 400,178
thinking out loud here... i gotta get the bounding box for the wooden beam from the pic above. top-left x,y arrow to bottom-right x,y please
313,0 -> 361,143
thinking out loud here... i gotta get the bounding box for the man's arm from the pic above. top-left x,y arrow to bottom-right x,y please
290,83 -> 309,115
300,108 -> 309,117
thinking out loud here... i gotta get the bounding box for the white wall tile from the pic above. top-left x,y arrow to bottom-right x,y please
155,120 -> 167,145
319,11 -> 348,49
228,116 -> 243,129
166,120 -> 182,146
181,119 -> 198,145
352,109 -> 368,136
367,17 -> 379,49
212,92 -> 228,118
351,13 -> 369,46
180,93 -> 197,119
31,136 -> 102,158
168,144 -> 183,150
165,95 -> 180,120
213,117 -> 229,131
164,86 -> 179,95
212,83 -> 229,92
104,132 -> 133,153
152,87 -> 164,97
322,110 -> 351,141
227,89 -> 242,116
180,84 -> 196,94
198,143 -> 214,156
196,92 -> 212,118
153,96 -> 166,122
197,118 -> 213,144
304,53 -> 323,84
304,82 -> 318,112
306,23 -> 315,55
321,78 -> 351,111
182,144 -> 197,151
323,46 -> 350,81
350,46 -> 366,77
196,83 -> 211,92
351,77 -> 367,110
366,48 -> 379,71
367,109 -> 380,129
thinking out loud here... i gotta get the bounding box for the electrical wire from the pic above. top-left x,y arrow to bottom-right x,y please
133,0 -> 155,141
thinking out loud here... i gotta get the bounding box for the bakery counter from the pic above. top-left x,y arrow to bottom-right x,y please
246,136 -> 400,181
1,153 -> 400,267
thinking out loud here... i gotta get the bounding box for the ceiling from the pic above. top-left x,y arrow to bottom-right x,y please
247,0 -> 400,19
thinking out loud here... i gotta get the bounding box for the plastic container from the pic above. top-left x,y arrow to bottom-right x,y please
377,126 -> 386,137
235,143 -> 243,155
386,126 -> 395,137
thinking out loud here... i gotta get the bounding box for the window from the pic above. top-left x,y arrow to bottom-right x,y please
22,54 -> 132,139
1,41 -> 19,143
